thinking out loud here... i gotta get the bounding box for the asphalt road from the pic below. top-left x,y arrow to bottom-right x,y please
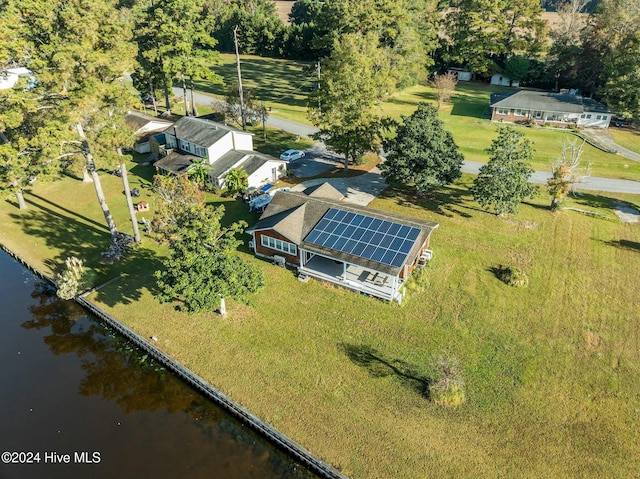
178,87 -> 640,196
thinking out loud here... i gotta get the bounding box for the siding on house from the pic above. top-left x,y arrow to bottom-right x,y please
253,230 -> 300,265
490,90 -> 614,128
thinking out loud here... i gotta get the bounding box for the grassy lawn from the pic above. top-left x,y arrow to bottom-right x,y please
195,53 -> 314,123
385,83 -> 640,181
2,160 -> 640,478
193,56 -> 640,181
609,127 -> 640,155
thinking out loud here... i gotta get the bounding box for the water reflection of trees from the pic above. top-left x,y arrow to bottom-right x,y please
22,283 -> 317,479
23,282 -> 223,421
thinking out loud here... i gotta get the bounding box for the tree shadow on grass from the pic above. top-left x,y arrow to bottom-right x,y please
29,192 -> 109,231
13,198 -> 111,275
91,246 -> 165,307
602,239 -> 640,253
379,183 -> 476,219
12,197 -> 164,307
570,191 -> 620,211
339,343 -> 431,398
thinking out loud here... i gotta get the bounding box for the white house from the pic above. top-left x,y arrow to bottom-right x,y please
447,68 -> 472,81
125,111 -> 173,153
155,116 -> 287,188
490,73 -> 520,87
0,67 -> 32,90
490,90 -> 614,128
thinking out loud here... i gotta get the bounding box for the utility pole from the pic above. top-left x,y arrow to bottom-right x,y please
233,26 -> 247,131
261,101 -> 267,142
316,60 -> 321,116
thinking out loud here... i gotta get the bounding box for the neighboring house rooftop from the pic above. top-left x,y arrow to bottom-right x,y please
154,151 -> 196,174
125,111 -> 172,132
164,116 -> 252,147
303,182 -> 345,201
490,90 -> 613,114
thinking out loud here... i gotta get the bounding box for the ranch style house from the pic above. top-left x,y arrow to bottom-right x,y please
490,90 -> 614,128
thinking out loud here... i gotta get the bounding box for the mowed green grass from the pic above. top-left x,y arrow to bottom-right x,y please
384,82 -> 640,181
194,55 -> 640,181
195,53 -> 314,123
610,127 -> 640,155
2,164 -> 640,478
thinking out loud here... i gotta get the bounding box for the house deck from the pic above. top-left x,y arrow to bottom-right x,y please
298,254 -> 402,302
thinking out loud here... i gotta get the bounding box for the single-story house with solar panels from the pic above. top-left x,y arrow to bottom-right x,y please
490,90 -> 614,128
246,183 -> 439,303
154,116 -> 287,189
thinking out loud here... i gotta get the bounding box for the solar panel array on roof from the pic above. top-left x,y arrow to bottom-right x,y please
304,208 -> 421,268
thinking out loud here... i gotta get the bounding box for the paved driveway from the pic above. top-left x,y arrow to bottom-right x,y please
582,128 -> 640,162
287,143 -> 342,177
292,166 -> 387,206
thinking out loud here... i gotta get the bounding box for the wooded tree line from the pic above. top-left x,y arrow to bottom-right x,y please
1,0 -> 637,209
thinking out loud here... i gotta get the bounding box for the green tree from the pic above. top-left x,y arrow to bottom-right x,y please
311,0 -> 439,88
594,0 -> 640,119
155,203 -> 264,314
0,2 -> 68,209
381,103 -> 464,196
211,0 -> 286,57
187,158 -> 210,190
445,0 -> 547,75
134,0 -> 222,115
5,0 -> 138,244
223,168 -> 248,197
308,33 -> 394,170
152,174 -> 204,243
472,126 -> 538,215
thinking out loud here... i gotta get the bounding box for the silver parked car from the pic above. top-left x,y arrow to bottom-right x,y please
279,149 -> 306,162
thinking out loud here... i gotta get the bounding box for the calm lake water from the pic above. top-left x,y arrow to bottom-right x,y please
0,250 -> 315,479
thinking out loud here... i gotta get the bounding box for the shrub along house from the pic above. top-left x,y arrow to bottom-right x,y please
154,116 -> 286,189
490,90 -> 614,128
246,183 -> 439,303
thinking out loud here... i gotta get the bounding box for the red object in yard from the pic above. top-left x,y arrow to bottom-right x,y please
136,201 -> 149,212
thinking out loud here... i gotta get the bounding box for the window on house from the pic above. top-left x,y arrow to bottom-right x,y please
178,139 -> 192,152
497,108 -> 509,115
580,114 -> 585,119
586,114 -> 592,119
195,146 -> 206,157
596,115 -> 602,120
166,136 -> 176,148
514,109 -> 527,116
261,235 -> 297,256
602,115 -> 608,121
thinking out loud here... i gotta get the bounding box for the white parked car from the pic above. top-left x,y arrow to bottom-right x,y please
279,149 -> 306,162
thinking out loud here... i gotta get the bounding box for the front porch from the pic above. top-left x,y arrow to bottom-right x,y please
297,252 -> 404,303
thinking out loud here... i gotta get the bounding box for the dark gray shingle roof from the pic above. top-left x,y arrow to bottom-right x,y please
490,90 -> 613,114
248,188 -> 439,275
206,150 -> 248,179
163,117 -> 252,148
154,151 -> 197,174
